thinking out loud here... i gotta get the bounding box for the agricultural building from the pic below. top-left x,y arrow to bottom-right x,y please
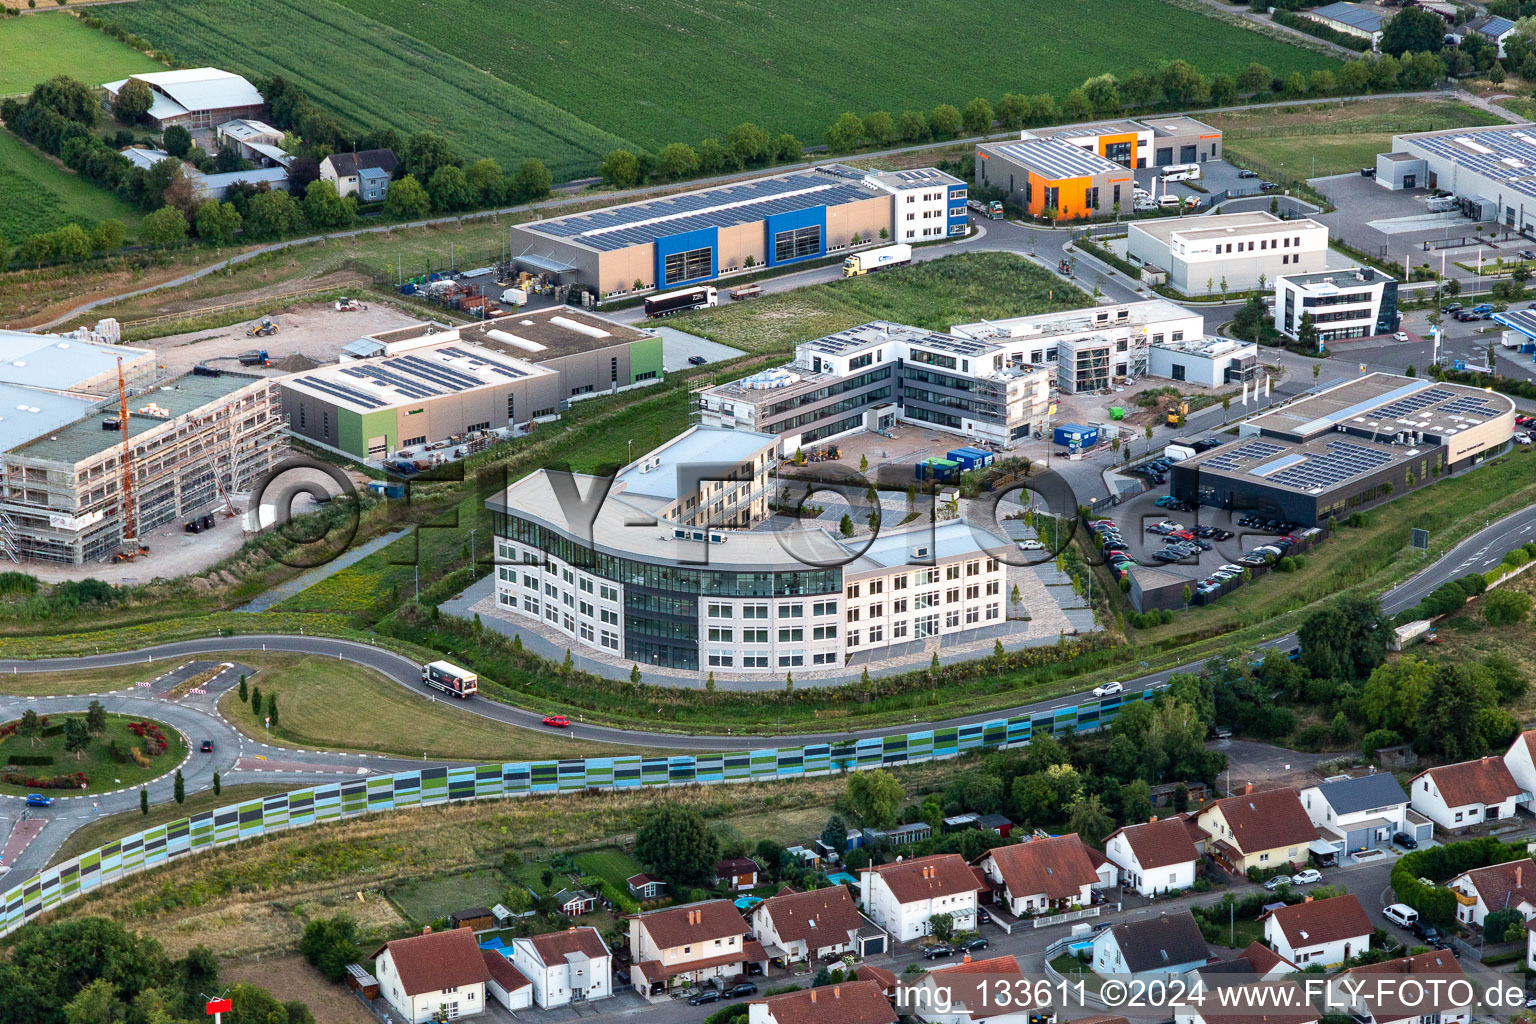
101,67 -> 264,130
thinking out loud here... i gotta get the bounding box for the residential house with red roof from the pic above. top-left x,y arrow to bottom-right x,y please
1446,858 -> 1536,928
1326,950 -> 1469,1024
482,950 -> 532,1011
1104,817 -> 1201,896
748,980 -> 897,1024
628,900 -> 766,1000
749,884 -> 886,964
374,927 -> 491,1023
1185,941 -> 1296,992
908,954 -> 1039,1023
1193,786 -> 1318,874
1173,982 -> 1318,1024
973,834 -> 1112,919
1409,756 -> 1523,832
1262,894 -> 1373,967
859,854 -> 979,942
509,926 -> 612,1008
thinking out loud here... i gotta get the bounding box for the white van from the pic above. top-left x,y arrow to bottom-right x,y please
1157,194 -> 1183,208
1383,904 -> 1418,929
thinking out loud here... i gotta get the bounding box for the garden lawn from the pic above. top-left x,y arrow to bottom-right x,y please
572,848 -> 644,891
214,652 -> 658,761
1049,955 -> 1105,992
1208,97 -> 1504,180
98,0 -> 1331,175
674,252 -> 1091,354
48,783 -> 293,867
0,712 -> 186,795
0,13 -> 162,96
0,130 -> 143,244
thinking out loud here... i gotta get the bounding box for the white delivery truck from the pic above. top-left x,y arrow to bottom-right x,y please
842,243 -> 913,277
1164,444 -> 1197,462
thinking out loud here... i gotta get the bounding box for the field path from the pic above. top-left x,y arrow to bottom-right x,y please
38,90 -> 1454,331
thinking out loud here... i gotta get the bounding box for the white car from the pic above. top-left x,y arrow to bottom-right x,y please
1517,432 -> 1533,445
1093,681 -> 1124,698
1292,868 -> 1322,885
1018,540 -> 1045,550
1392,331 -> 1409,342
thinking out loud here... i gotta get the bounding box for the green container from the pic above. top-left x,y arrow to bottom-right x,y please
1108,406 -> 1125,420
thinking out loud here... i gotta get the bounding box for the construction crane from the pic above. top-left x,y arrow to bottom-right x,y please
112,357 -> 148,563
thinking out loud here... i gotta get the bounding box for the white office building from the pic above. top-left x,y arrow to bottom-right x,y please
1147,336 -> 1259,388
1275,267 -> 1400,343
860,167 -> 969,242
1127,212 -> 1328,296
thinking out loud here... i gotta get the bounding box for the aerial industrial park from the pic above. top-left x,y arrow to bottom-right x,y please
8,5 -> 1536,1024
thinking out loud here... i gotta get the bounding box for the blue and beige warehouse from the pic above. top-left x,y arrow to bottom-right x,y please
505,165 -> 966,297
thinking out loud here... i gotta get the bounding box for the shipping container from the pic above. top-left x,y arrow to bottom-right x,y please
947,446 -> 994,470
1053,423 -> 1098,449
915,457 -> 961,482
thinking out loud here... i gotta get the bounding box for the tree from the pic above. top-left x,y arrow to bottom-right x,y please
1238,62 -> 1273,94
928,103 -> 963,139
1418,662 -> 1499,759
86,700 -> 106,734
194,199 -> 242,245
1308,70 -> 1337,96
962,97 -> 995,135
267,693 -> 280,730
839,513 -> 854,537
1082,75 -> 1120,118
140,787 -> 148,815
162,124 -> 192,158
656,142 -> 699,181
773,133 -> 802,163
697,137 -> 727,173
634,804 -> 719,886
862,111 -> 894,146
996,93 -> 1030,130
727,122 -> 770,167
251,684 -> 262,717
512,157 -> 552,200
1485,588 -> 1533,626
139,206 -> 187,248
1062,88 -> 1093,122
18,708 -> 41,748
63,978 -> 123,1024
173,769 -> 185,805
244,189 -> 303,240
1296,311 -> 1319,353
1298,594 -> 1387,683
112,77 -> 153,123
301,915 -> 360,982
426,164 -> 474,213
1121,778 -> 1153,824
929,911 -> 955,943
600,149 -> 641,189
1486,908 -> 1526,943
821,814 -> 848,854
1381,6 -> 1448,57
401,131 -> 455,181
1159,59 -> 1209,105
63,717 -> 90,761
384,173 -> 430,219
1067,793 -> 1114,847
1209,73 -> 1238,106
846,769 -> 903,827
213,771 -> 221,797
825,112 -> 865,153
898,110 -> 931,143
464,157 -> 504,203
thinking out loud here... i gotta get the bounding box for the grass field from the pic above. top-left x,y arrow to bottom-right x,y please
1209,97 -> 1504,179
675,251 -> 1091,353
0,660 -> 165,696
99,0 -> 1332,175
0,129 -> 143,244
48,782 -> 294,867
214,652 -> 659,760
0,712 -> 186,795
0,13 -> 161,96
389,867 -> 508,926
572,848 -> 644,891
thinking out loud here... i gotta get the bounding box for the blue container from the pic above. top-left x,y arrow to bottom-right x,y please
1053,424 -> 1098,449
947,446 -> 994,470
915,458 -> 961,482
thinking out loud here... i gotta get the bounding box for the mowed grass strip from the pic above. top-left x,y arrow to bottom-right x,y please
0,660 -> 163,696
572,848 -> 644,890
215,652 -> 662,760
0,13 -> 162,96
48,782 -> 295,867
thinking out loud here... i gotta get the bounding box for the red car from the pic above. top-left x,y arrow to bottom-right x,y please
542,715 -> 571,728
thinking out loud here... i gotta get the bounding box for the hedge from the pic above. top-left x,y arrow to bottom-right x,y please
1390,837 -> 1526,925
4,755 -> 55,766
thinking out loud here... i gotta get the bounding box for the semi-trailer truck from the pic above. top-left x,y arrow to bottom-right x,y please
842,243 -> 913,277
967,199 -> 1003,220
644,286 -> 718,318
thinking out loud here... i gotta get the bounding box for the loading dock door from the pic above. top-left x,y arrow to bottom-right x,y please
1179,145 -> 1196,163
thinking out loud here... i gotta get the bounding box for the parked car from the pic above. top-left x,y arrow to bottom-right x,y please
542,715 -> 571,728
1392,331 -> 1409,342
1521,250 -> 1536,261
1383,904 -> 1418,929
1152,549 -> 1184,562
1263,874 -> 1292,891
726,983 -> 759,998
1442,302 -> 1463,314
1360,167 -> 1376,178
1392,831 -> 1418,849
1093,681 -> 1124,698
1237,169 -> 1258,178
688,355 -> 709,366
689,990 -> 722,1006
1260,181 -> 1280,192
1018,539 -> 1045,550
1292,869 -> 1322,885
962,937 -> 990,951
923,944 -> 956,960
1516,432 -> 1532,445
24,793 -> 52,808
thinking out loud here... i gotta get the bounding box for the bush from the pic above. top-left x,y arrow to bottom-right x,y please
5,755 -> 56,766
1292,723 -> 1329,751
300,915 -> 360,982
1361,729 -> 1401,760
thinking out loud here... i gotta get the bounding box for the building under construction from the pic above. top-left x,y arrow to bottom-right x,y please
0,326 -> 283,564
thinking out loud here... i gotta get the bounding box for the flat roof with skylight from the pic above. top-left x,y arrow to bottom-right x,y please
1393,124 -> 1536,203
281,341 -> 555,414
1246,373 -> 1513,443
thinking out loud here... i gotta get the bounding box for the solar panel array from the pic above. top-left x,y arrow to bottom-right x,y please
295,375 -> 383,410
1409,127 -> 1536,203
1204,440 -> 1286,472
527,174 -> 873,252
1266,440 -> 1396,492
1371,387 -> 1452,421
437,346 -> 527,380
1439,395 -> 1504,419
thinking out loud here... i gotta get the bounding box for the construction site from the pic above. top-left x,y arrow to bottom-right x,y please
0,323 -> 283,566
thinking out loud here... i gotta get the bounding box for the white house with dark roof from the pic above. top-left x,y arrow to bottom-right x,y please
321,149 -> 399,200
1104,817 -> 1200,896
748,979 -> 897,1024
1409,756 -> 1524,832
509,926 -> 612,1008
973,834 -> 1113,918
749,885 -> 879,964
1299,773 -> 1430,855
1262,894 -> 1373,967
1466,15 -> 1519,56
628,900 -> 767,1000
859,854 -> 979,942
908,955 -> 1040,1024
1091,909 -> 1211,981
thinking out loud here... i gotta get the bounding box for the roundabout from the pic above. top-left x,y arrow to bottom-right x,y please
0,711 -> 188,798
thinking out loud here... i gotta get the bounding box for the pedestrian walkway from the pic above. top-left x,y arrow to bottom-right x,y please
239,528 -> 411,612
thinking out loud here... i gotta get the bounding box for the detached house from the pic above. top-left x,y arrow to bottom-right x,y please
1187,941 -> 1296,992
1194,786 -> 1318,874
717,857 -> 762,891
509,926 -> 612,1008
1300,773 -> 1430,855
1328,951 -> 1470,1024
748,980 -> 897,1024
629,900 -> 766,999
750,884 -> 885,964
320,149 -> 398,201
374,928 -> 490,1023
859,854 -> 979,942
973,834 -> 1112,918
1262,894 -> 1373,967
909,955 -> 1039,1024
1446,858 -> 1536,929
1104,817 -> 1201,896
1091,909 -> 1211,981
1409,756 -> 1523,832
1501,730 -> 1536,810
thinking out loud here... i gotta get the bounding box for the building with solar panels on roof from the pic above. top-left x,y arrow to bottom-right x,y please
505,165 -> 965,299
1377,124 -> 1536,232
1170,372 -> 1515,525
277,306 -> 662,462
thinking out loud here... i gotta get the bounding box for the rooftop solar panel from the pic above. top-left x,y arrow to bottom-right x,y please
1372,388 -> 1452,420
1266,440 -> 1396,491
296,375 -> 384,410
1204,440 -> 1286,472
1439,395 -> 1503,419
438,346 -> 527,379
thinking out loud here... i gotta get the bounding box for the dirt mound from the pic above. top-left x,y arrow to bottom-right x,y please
273,353 -> 321,373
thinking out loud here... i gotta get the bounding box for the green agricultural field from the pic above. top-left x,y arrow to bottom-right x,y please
0,130 -> 142,244
0,13 -> 161,97
99,0 -> 1333,177
1210,97 -> 1503,180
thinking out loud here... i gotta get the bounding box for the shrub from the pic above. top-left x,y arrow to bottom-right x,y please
1361,729 -> 1401,759
5,755 -> 56,766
